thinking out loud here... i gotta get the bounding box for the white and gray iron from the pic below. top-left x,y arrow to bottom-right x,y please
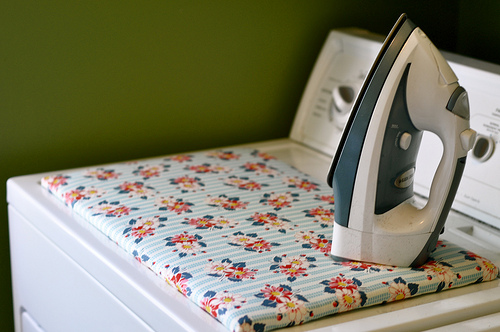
327,14 -> 477,267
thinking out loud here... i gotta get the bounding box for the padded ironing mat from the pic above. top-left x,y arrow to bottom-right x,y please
41,148 -> 498,332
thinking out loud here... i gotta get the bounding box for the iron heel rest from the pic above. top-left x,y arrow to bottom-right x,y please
327,14 -> 476,267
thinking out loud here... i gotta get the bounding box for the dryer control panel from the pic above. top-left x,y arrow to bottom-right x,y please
290,29 -> 382,156
290,29 -> 500,230
416,57 -> 500,230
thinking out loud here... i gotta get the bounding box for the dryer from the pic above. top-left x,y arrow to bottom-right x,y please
8,29 -> 500,331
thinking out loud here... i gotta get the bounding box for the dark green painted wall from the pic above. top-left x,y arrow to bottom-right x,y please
1,1 -> 498,330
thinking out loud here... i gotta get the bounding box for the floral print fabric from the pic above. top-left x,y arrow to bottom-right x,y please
41,148 -> 498,332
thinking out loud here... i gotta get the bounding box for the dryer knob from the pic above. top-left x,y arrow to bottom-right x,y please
472,134 -> 495,162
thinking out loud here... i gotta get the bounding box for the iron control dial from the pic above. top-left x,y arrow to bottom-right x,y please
399,132 -> 412,150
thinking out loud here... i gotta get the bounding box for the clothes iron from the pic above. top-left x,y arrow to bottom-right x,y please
327,14 -> 477,267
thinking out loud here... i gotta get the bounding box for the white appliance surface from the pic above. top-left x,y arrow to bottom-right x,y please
8,29 -> 500,332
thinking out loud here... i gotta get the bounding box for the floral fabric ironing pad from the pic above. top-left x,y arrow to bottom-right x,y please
41,148 -> 498,332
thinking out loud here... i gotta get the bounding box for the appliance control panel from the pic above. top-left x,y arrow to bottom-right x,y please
290,29 -> 500,230
416,58 -> 500,229
290,29 -> 382,156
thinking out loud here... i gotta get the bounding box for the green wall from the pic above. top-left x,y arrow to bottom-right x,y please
1,1 -> 498,330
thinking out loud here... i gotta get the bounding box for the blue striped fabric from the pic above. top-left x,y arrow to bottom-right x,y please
41,148 -> 498,331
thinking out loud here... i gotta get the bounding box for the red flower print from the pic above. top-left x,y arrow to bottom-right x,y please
283,176 -> 319,191
165,232 -> 206,257
268,197 -> 291,209
388,281 -> 412,302
176,241 -> 202,254
206,195 -> 248,210
280,264 -> 307,278
139,166 -> 162,179
423,261 -> 454,284
339,261 -> 374,271
335,288 -> 363,312
188,164 -> 213,173
166,200 -> 192,214
253,213 -> 277,222
81,187 -> 105,198
255,152 -> 276,161
206,151 -> 240,160
327,277 -> 359,291
246,239 -> 273,252
213,217 -> 237,228
42,175 -> 68,191
382,277 -> 419,302
271,254 -> 315,282
294,231 -> 333,255
224,176 -> 262,191
211,292 -> 246,309
306,207 -> 332,216
167,154 -> 192,163
170,233 -> 198,244
155,196 -> 193,214
230,234 -> 255,246
91,203 -> 115,214
238,181 -> 263,191
304,207 -> 335,227
84,169 -> 120,180
217,152 -> 239,160
297,181 -> 318,191
281,255 -> 311,268
170,176 -> 203,192
97,171 -> 119,180
309,238 -> 331,254
99,171 -> 119,180
276,298 -> 308,323
260,192 -> 299,211
201,297 -> 220,318
64,189 -> 85,205
224,177 -> 248,187
260,285 -> 293,303
109,205 -> 132,217
167,272 -> 190,295
205,195 -> 228,206
119,181 -> 143,192
317,214 -> 334,225
221,199 -> 248,210
184,215 -> 237,230
243,162 -> 266,171
228,233 -> 279,253
117,181 -> 156,198
186,164 -> 229,174
188,217 -> 217,229
206,261 -> 232,275
250,212 -> 286,229
173,176 -> 194,184
294,231 -> 316,243
224,266 -> 256,280
209,165 -> 231,173
131,225 -> 155,238
477,257 -> 499,281
267,194 -> 293,210
242,162 -> 278,176
62,186 -> 104,205
160,266 -> 193,297
124,216 -> 166,242
91,201 -> 136,218
205,259 -> 257,282
171,202 -> 191,213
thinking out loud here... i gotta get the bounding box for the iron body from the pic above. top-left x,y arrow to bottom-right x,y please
327,14 -> 476,266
